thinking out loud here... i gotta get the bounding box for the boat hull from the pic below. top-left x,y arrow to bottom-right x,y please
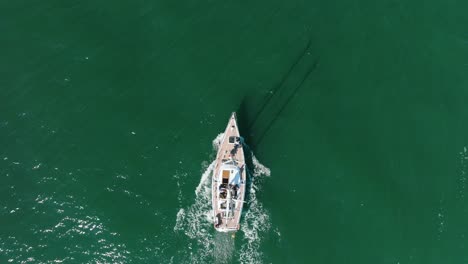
212,113 -> 246,232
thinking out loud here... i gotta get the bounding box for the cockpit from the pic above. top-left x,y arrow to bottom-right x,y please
217,164 -> 241,214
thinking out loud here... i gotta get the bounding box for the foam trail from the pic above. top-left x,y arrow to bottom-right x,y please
213,232 -> 235,263
173,133 -> 225,263
252,155 -> 271,177
196,133 -> 223,196
173,162 -> 214,263
238,152 -> 272,264
195,161 -> 215,196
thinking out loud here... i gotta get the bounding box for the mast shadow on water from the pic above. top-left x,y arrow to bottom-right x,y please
235,38 -> 319,216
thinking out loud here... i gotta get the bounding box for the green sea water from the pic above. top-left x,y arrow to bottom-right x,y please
2,0 -> 468,263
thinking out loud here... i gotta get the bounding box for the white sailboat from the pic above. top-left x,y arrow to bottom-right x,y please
212,112 -> 246,232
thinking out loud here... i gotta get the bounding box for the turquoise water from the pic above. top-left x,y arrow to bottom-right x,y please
2,0 -> 468,263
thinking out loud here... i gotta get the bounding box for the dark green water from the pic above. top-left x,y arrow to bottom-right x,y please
2,0 -> 468,263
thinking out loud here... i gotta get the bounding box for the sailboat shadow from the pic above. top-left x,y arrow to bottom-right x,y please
236,98 -> 255,216
235,98 -> 269,221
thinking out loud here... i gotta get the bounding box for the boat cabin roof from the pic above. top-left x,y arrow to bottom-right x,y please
218,164 -> 241,185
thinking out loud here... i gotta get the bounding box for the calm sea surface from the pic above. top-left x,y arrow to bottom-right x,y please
2,0 -> 468,263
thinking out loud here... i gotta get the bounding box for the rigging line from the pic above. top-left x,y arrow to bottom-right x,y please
255,57 -> 319,146
247,38 -> 313,129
